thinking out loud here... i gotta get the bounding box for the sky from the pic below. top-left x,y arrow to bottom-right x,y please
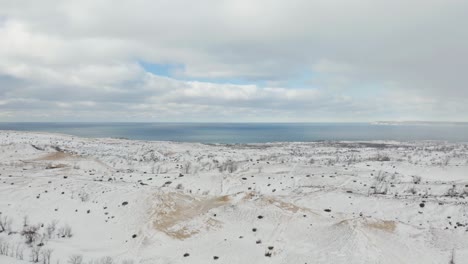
0,0 -> 467,122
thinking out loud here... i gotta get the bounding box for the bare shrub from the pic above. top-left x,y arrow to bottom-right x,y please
58,224 -> 73,238
219,160 -> 238,173
462,187 -> 468,196
375,171 -> 386,183
183,162 -> 191,174
371,172 -> 388,195
446,185 -> 458,197
41,248 -> 53,264
14,243 -> 24,260
159,166 -> 168,174
0,215 -> 12,233
30,246 -> 41,263
326,158 -> 336,166
407,186 -> 418,195
372,154 -> 391,162
37,233 -> 46,246
79,191 -> 90,202
46,220 -> 58,239
68,254 -> 83,264
98,256 -> 114,264
0,239 -> 10,255
443,157 -> 451,166
412,175 -> 422,184
346,154 -> 357,165
23,215 -> 29,227
449,249 -> 455,264
22,225 -> 40,244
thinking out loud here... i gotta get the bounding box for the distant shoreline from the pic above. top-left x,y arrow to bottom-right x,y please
1,122 -> 468,143
0,129 -> 442,144
1,121 -> 467,124
372,121 -> 468,126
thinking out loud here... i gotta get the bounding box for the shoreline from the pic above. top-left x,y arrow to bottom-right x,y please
0,129 -> 462,145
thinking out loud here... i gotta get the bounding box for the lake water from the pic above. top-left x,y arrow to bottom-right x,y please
1,122 -> 468,143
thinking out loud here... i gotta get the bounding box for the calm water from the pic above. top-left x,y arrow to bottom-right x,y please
0,122 -> 468,143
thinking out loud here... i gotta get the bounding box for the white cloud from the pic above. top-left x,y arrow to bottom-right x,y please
0,0 -> 467,121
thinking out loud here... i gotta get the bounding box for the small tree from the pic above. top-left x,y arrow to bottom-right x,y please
0,239 -> 10,255
219,160 -> 238,173
41,248 -> 53,264
449,249 -> 456,264
30,246 -> 41,263
412,175 -> 422,184
23,215 -> 29,227
14,243 -> 24,260
22,225 -> 40,244
67,254 -> 83,264
58,224 -> 73,238
0,215 -> 12,233
37,233 -> 46,246
183,162 -> 191,174
79,191 -> 90,202
446,185 -> 458,197
99,256 -> 114,264
46,220 -> 58,239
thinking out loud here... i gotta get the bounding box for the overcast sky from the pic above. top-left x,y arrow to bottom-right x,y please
1,0 -> 467,122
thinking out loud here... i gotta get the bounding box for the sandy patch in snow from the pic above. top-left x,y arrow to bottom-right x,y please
150,192 -> 230,239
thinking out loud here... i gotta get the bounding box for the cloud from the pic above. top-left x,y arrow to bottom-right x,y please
0,0 -> 468,121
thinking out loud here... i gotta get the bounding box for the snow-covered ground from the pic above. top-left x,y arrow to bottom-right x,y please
1,131 -> 468,264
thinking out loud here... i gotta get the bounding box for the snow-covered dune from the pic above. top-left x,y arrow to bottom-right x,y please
1,131 -> 467,264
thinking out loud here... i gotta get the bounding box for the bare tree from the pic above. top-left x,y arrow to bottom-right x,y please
14,243 -> 24,260
58,224 -> 73,238
443,156 -> 451,166
79,191 -> 90,202
0,215 -> 12,233
446,185 -> 458,197
449,249 -> 456,264
98,256 -> 114,264
412,175 -> 422,184
46,220 -> 58,239
30,246 -> 41,263
41,248 -> 53,264
23,215 -> 29,227
219,160 -> 238,173
370,171 -> 389,195
407,186 -> 418,195
22,225 -> 40,244
0,239 -> 10,255
183,161 -> 191,174
67,254 -> 83,264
